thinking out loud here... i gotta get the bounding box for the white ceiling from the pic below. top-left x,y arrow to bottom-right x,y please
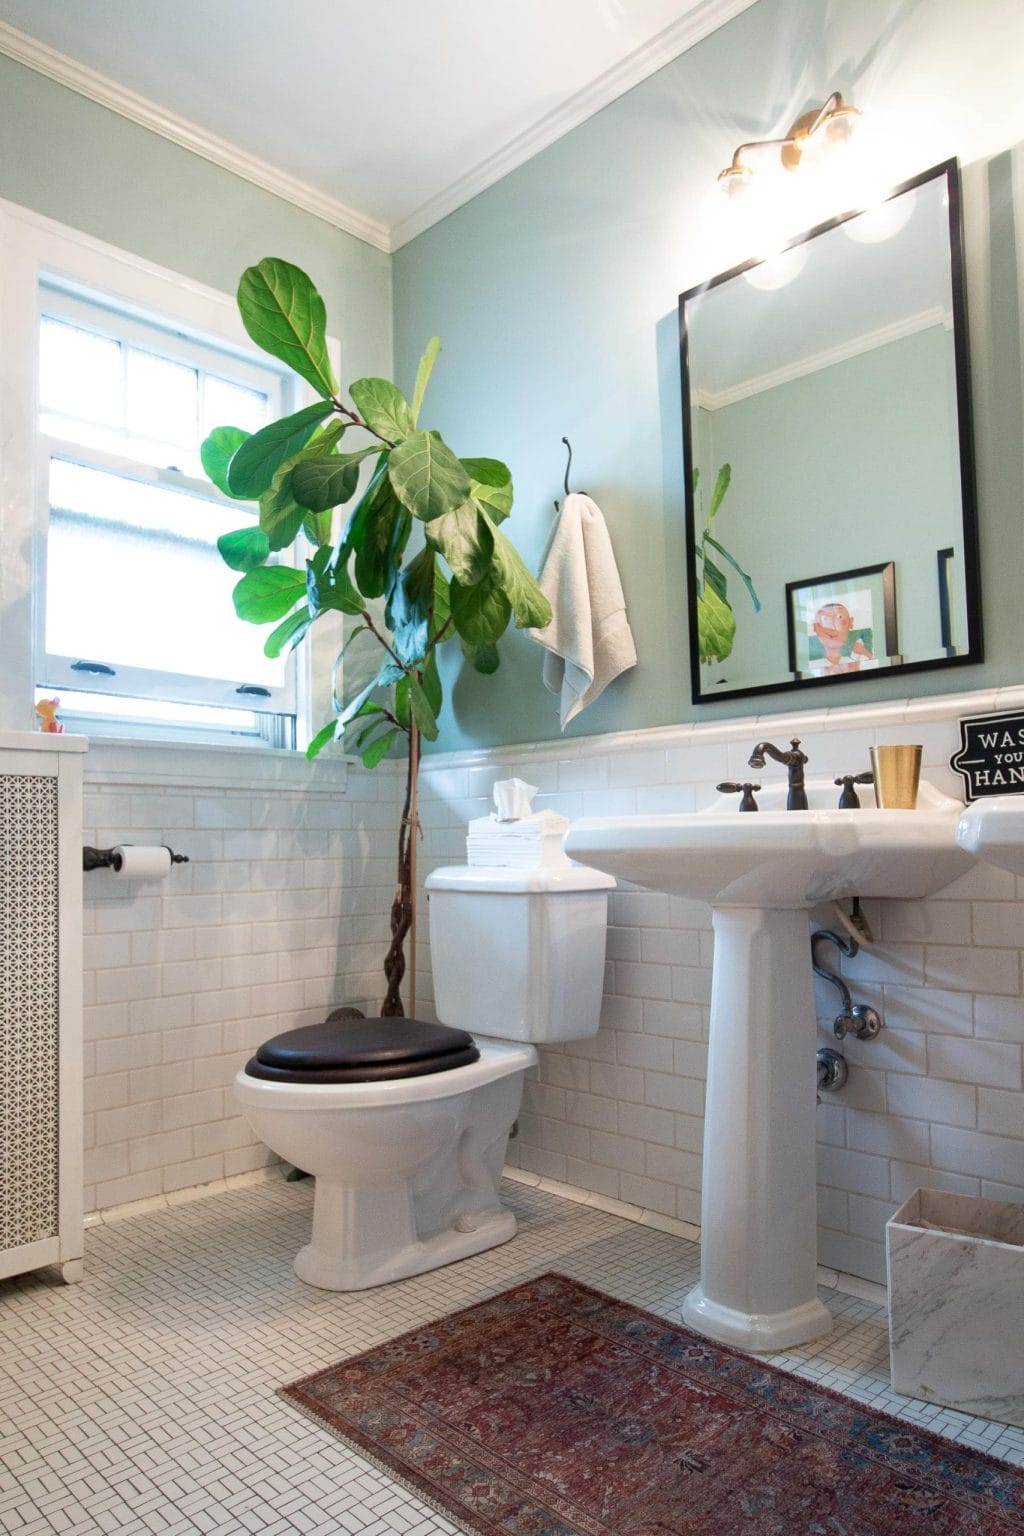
0,0 -> 756,251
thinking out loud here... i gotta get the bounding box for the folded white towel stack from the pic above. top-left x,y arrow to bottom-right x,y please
530,492 -> 637,729
466,778 -> 571,868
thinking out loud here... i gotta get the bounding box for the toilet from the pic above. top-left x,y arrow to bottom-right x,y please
234,862 -> 614,1291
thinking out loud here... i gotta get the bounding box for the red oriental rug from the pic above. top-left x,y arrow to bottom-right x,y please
281,1272 -> 1024,1536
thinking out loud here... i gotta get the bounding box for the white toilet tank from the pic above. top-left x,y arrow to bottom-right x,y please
426,864 -> 615,1043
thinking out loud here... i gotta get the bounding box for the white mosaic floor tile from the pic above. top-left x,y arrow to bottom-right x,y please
1,1179 -> 1022,1536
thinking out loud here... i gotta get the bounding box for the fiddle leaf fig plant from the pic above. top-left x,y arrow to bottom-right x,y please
693,463 -> 761,664
202,258 -> 551,1019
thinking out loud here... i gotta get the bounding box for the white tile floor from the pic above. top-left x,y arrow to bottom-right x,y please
2,1179 -> 1022,1536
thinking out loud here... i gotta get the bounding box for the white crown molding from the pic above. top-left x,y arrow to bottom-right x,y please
389,0 -> 761,249
0,21 -> 391,254
0,1 -> 757,254
695,305 -> 952,411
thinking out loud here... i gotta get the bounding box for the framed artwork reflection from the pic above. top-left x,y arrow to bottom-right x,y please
786,561 -> 899,679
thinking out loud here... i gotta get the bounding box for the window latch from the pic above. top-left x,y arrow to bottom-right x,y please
71,660 -> 116,676
236,684 -> 271,698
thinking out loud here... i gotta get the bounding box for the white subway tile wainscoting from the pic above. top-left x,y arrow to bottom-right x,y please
80,741 -> 400,1216
78,686 -> 1024,1298
413,685 -> 1024,1288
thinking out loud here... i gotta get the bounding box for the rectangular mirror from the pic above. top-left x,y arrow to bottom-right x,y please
679,159 -> 981,704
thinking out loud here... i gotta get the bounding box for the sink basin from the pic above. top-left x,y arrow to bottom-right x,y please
957,794 -> 1024,874
564,775 -> 974,1353
565,779 -> 973,907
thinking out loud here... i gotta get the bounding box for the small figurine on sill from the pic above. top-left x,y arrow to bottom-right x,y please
35,696 -> 64,733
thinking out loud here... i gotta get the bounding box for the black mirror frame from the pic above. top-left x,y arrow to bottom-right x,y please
679,158 -> 981,706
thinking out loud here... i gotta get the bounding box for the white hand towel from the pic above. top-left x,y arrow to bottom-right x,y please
530,492 -> 637,728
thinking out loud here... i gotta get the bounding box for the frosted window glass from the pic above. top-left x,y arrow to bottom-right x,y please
126,349 -> 199,456
204,377 -> 270,437
39,318 -> 122,426
45,460 -> 286,687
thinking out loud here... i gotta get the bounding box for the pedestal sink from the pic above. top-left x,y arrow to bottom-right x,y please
565,777 -> 974,1352
957,794 -> 1024,874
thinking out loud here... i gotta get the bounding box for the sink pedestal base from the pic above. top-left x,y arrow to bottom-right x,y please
683,905 -> 832,1353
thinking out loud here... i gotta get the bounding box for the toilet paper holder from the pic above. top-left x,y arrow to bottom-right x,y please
82,844 -> 189,872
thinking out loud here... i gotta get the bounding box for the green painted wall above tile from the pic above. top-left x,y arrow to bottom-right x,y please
393,0 -> 1024,752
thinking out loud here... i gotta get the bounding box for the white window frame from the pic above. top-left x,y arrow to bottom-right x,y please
0,197 -> 341,748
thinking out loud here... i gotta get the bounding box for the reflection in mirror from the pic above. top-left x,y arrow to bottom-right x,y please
680,159 -> 980,704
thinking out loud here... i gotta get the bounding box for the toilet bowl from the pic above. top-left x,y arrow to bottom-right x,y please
234,862 -> 613,1290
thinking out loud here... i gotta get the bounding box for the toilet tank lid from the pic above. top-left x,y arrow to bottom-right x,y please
426,863 -> 615,893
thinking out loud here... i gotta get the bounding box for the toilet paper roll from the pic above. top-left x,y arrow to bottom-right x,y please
111,845 -> 173,879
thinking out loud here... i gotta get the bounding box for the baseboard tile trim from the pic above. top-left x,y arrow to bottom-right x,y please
86,1164 -> 287,1225
502,1166 -> 889,1306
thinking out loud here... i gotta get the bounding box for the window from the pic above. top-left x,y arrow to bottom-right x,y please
34,277 -> 301,746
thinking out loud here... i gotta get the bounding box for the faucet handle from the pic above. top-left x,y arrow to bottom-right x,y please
717,780 -> 761,812
834,771 -> 875,809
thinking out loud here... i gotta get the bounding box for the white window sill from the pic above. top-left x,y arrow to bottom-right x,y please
82,735 -> 350,793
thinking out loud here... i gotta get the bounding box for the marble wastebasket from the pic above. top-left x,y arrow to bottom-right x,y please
886,1188 -> 1024,1428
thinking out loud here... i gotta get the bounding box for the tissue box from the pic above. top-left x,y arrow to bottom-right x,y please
886,1188 -> 1024,1427
466,811 -> 570,868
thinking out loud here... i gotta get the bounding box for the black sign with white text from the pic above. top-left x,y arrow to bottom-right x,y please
950,711 -> 1024,802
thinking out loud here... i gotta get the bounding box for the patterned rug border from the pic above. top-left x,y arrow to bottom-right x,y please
279,1271 -> 1024,1535
280,1388 -> 485,1536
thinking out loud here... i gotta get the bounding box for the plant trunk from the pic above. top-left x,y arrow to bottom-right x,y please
381,720 -> 420,1017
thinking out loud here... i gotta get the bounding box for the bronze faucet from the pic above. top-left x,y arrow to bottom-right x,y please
747,737 -> 809,810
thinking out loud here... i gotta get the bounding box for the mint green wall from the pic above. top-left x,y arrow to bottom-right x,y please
393,0 -> 1024,752
0,54 -> 392,394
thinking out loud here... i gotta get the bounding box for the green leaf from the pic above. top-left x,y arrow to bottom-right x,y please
696,585 -> 736,663
352,475 -> 411,599
264,608 -> 311,658
394,674 -> 410,729
290,446 -> 377,512
450,574 -> 512,645
349,377 -> 414,443
227,400 -> 334,498
388,430 -> 472,522
462,457 -> 513,523
704,534 -> 761,612
260,471 -> 307,552
421,648 -> 443,716
217,525 -> 270,572
330,623 -> 374,711
352,699 -> 387,734
362,728 -> 399,769
410,337 -> 441,426
306,718 -> 340,760
307,545 -> 364,617
702,552 -> 728,603
232,564 -> 306,624
385,546 -> 437,665
202,426 -> 250,498
432,566 -> 451,632
259,422 -> 345,549
237,258 -> 338,399
488,521 -> 552,628
406,673 -> 439,741
334,674 -> 385,735
425,501 -> 494,585
706,462 -> 732,527
460,638 -> 500,674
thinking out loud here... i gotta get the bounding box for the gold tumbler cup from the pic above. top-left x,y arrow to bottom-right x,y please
870,745 -> 923,809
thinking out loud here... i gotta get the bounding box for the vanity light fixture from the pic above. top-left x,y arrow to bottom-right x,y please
717,91 -> 861,198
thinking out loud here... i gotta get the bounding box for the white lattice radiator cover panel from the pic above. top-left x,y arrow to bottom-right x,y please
0,772 -> 60,1251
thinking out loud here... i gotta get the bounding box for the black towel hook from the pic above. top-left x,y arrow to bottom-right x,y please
554,436 -> 585,513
